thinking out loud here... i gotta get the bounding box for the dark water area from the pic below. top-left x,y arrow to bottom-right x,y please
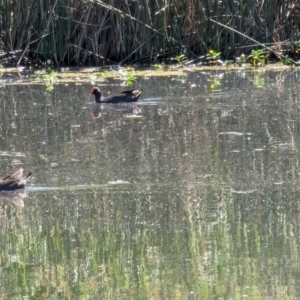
0,70 -> 300,299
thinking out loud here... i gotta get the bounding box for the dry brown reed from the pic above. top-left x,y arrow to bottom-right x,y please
0,0 -> 299,66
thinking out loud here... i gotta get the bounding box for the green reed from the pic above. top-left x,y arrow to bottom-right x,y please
0,0 -> 298,66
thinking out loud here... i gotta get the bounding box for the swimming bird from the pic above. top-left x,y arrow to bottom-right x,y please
90,87 -> 142,103
0,168 -> 32,191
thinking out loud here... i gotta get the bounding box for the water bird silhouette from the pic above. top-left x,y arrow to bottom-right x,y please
90,87 -> 142,103
0,168 -> 32,191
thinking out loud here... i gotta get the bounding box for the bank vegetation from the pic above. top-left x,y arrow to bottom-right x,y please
0,0 -> 299,67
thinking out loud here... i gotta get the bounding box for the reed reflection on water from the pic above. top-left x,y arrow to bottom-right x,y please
0,71 -> 300,298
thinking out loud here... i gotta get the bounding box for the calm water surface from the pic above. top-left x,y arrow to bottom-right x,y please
0,70 -> 300,299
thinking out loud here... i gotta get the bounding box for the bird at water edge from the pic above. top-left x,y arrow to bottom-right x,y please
0,168 -> 32,191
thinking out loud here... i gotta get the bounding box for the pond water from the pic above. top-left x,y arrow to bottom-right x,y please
0,69 -> 300,299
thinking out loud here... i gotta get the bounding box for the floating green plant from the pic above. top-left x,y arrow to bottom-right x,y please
96,69 -> 109,78
206,50 -> 223,65
151,64 -> 160,70
34,70 -> 59,92
207,49 -> 221,60
174,54 -> 187,65
247,49 -> 268,66
89,69 -> 109,85
116,70 -> 136,86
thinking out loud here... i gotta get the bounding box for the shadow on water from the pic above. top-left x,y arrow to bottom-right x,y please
1,70 -> 300,298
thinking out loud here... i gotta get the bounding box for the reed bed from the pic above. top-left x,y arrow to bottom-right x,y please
0,0 -> 299,66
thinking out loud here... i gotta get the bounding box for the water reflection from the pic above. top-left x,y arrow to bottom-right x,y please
91,103 -> 101,119
0,71 -> 300,298
91,103 -> 143,120
0,191 -> 27,207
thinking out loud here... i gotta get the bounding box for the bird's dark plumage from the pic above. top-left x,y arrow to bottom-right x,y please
90,87 -> 142,103
0,169 -> 31,191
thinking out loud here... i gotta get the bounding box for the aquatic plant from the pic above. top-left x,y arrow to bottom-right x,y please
96,70 -> 109,78
35,70 -> 59,92
247,49 -> 268,66
151,64 -> 160,70
174,54 -> 188,65
44,71 -> 59,92
206,50 -> 223,65
122,71 -> 136,86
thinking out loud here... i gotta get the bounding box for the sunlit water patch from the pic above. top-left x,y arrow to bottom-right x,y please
0,70 -> 300,298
